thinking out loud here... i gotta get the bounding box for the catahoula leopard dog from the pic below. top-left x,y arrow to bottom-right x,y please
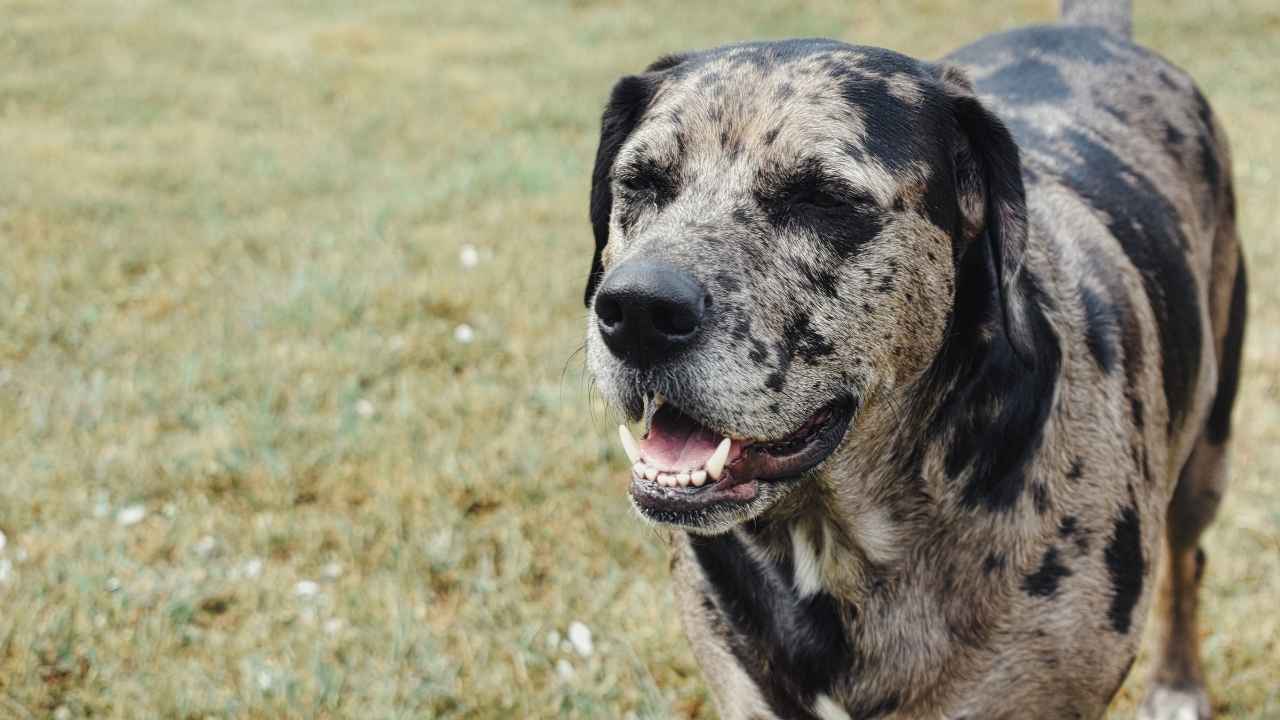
582,1 -> 1246,718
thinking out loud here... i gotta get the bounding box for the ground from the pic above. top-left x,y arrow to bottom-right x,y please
0,0 -> 1276,717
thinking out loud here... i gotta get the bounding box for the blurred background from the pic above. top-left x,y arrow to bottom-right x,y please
0,1 -> 1276,717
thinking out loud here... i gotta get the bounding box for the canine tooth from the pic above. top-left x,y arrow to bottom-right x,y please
706,437 -> 731,480
618,425 -> 641,464
676,473 -> 690,486
644,466 -> 658,481
691,470 -> 707,486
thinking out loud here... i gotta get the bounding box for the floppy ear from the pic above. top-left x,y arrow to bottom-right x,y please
937,64 -> 1037,366
584,56 -> 686,306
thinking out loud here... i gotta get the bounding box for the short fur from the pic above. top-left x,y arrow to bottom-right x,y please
582,3 -> 1243,718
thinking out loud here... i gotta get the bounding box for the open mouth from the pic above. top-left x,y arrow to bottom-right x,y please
617,395 -> 855,518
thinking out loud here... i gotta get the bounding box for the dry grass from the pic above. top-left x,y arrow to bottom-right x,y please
0,0 -> 1275,717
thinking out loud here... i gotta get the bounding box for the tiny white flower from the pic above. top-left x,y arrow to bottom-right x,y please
545,629 -> 561,651
568,621 -> 593,657
53,707 -> 72,720
295,580 -> 320,597
356,399 -> 375,418
555,658 -> 576,682
193,535 -> 218,558
453,323 -> 475,344
256,668 -> 274,691
459,244 -> 480,268
162,502 -> 176,518
324,617 -> 345,635
243,557 -> 264,579
106,576 -> 121,592
321,562 -> 343,580
116,504 -> 147,527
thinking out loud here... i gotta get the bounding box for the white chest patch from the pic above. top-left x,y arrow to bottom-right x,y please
791,524 -> 824,597
813,693 -> 854,720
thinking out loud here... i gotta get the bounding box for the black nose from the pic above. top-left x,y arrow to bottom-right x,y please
594,260 -> 708,366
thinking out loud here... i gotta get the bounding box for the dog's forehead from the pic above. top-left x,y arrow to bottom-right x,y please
627,41 -> 945,193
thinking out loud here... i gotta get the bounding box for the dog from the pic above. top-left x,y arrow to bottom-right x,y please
582,1 -> 1245,717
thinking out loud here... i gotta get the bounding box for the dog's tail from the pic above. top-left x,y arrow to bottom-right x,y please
1060,0 -> 1133,39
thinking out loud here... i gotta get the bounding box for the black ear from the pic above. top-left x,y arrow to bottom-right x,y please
938,64 -> 1037,366
585,58 -> 685,306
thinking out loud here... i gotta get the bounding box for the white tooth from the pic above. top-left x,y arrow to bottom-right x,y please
676,473 -> 690,486
618,425 -> 641,464
706,437 -> 731,480
691,470 -> 707,486
657,473 -> 671,486
644,466 -> 658,481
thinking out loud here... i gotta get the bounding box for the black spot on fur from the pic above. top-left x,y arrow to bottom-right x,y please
1032,482 -> 1049,514
1163,122 -> 1185,146
1023,547 -> 1072,598
983,552 -> 1006,575
1055,128 -> 1202,433
763,126 -> 781,146
1105,506 -> 1145,634
1067,458 -> 1084,480
1206,257 -> 1246,444
1081,284 -> 1119,373
691,532 -> 854,715
1059,516 -> 1078,538
757,159 -> 886,260
982,58 -> 1071,105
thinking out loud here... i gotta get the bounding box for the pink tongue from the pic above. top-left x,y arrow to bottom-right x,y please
639,407 -> 722,471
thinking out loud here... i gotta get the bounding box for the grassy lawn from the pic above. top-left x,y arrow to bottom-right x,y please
0,0 -> 1275,717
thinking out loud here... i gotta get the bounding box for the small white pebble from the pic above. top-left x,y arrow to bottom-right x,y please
116,504 -> 147,527
568,621 -> 594,657
321,561 -> 343,580
545,629 -> 561,651
453,323 -> 475,344
555,658 -> 576,682
193,535 -> 218,558
459,244 -> 480,268
0,558 -> 12,584
323,617 -> 345,635
294,580 -> 320,597
355,399 -> 375,418
0,529 -> 7,552
243,557 -> 264,579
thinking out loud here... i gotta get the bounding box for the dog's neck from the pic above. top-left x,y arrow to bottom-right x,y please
685,278 -> 1066,710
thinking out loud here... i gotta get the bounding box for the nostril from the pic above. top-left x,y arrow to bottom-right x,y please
596,297 -> 623,328
651,303 -> 698,337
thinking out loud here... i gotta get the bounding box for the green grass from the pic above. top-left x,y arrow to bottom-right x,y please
0,1 -> 1276,717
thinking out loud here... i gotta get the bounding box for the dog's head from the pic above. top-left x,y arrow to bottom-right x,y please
584,40 -> 1032,533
